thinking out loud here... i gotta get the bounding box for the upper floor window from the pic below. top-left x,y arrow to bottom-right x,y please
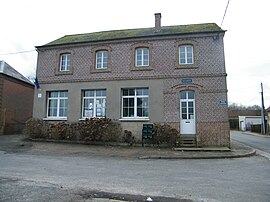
136,48 -> 149,67
96,50 -> 108,69
179,45 -> 193,64
91,46 -> 111,73
131,43 -> 153,71
60,53 -> 71,71
47,91 -> 68,118
56,50 -> 74,75
82,89 -> 106,118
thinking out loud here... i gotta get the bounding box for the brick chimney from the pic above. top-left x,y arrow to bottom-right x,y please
154,13 -> 162,32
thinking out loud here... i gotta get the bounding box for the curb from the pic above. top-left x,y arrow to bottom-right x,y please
139,149 -> 256,160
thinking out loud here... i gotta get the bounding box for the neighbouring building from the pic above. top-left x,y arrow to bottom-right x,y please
33,13 -> 230,146
0,61 -> 34,134
239,116 -> 263,132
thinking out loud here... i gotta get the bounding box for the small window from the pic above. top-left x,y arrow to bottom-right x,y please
82,90 -> 106,118
136,48 -> 149,67
179,45 -> 193,65
96,50 -> 108,69
60,53 -> 71,71
47,91 -> 68,118
122,88 -> 149,118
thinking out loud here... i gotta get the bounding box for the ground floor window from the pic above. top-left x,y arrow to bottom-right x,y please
122,88 -> 149,118
47,91 -> 68,118
82,89 -> 106,118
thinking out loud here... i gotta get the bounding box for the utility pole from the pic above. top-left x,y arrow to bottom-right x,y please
261,83 -> 266,134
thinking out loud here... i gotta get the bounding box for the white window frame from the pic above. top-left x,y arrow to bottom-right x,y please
121,88 -> 149,119
179,45 -> 194,64
135,48 -> 149,67
60,53 -> 71,71
96,50 -> 108,69
47,91 -> 68,119
82,90 -> 106,119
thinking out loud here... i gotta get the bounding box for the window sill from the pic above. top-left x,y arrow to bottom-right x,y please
79,117 -> 105,121
55,71 -> 73,75
175,64 -> 198,69
119,118 -> 150,122
43,117 -> 67,121
131,66 -> 153,71
91,68 -> 111,73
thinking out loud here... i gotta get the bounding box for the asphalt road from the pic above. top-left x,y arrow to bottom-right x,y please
0,139 -> 270,202
231,130 -> 270,154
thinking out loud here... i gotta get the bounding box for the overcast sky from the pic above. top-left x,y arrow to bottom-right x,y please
0,0 -> 269,108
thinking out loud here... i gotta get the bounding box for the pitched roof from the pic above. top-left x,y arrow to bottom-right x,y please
0,61 -> 34,85
38,23 -> 224,48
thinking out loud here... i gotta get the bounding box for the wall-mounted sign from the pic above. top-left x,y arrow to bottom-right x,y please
181,78 -> 193,84
37,93 -> 42,98
219,100 -> 227,105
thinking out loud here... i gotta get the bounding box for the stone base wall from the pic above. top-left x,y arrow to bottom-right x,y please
120,121 -> 230,147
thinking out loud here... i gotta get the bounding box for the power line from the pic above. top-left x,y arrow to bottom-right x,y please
221,0 -> 231,26
0,50 -> 36,56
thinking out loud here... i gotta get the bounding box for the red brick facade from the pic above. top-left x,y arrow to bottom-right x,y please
0,74 -> 34,134
34,20 -> 230,146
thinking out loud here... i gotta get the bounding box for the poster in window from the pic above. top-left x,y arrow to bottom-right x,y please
85,110 -> 93,118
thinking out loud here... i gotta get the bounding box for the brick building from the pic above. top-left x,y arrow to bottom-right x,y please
33,13 -> 230,146
0,61 -> 34,134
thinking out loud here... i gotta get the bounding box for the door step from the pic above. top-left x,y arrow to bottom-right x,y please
179,136 -> 197,147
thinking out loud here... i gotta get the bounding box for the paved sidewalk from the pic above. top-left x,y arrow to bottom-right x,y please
0,134 -> 255,159
242,131 -> 270,138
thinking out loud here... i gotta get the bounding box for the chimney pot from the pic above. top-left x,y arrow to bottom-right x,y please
154,13 -> 162,32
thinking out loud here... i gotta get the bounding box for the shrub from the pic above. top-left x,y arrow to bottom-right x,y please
77,118 -> 122,142
23,119 -> 48,139
122,130 -> 136,145
153,123 -> 178,147
47,122 -> 71,140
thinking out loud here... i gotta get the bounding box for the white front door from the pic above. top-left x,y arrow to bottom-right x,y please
180,91 -> 196,135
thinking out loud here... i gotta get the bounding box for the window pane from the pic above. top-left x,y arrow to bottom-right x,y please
142,98 -> 148,107
187,46 -> 193,53
182,114 -> 187,119
60,91 -> 68,97
129,108 -> 134,117
142,108 -> 148,117
188,91 -> 194,99
180,47 -> 185,53
137,108 -> 142,117
123,98 -> 129,107
182,107 -> 187,114
187,58 -> 193,64
180,92 -> 186,99
136,89 -> 143,95
84,90 -> 94,97
96,90 -> 102,97
128,89 -> 135,96
123,89 -> 129,96
143,48 -> 149,66
49,92 -> 58,98
48,100 -> 57,116
137,98 -> 142,107
95,98 -> 103,117
181,101 -> 186,107
59,99 -> 67,116
83,98 -> 94,118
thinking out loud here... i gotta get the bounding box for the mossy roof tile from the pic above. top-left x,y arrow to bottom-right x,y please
39,23 -> 224,47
